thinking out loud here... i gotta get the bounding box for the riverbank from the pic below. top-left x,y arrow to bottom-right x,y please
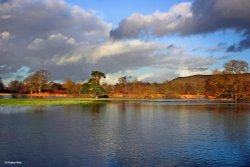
0,98 -> 109,106
0,97 -> 244,106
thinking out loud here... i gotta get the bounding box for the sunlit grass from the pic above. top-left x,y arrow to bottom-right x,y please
0,98 -> 110,106
0,97 -> 187,106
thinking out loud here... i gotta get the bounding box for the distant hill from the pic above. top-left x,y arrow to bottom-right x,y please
166,73 -> 250,99
170,73 -> 250,83
166,75 -> 210,95
169,75 -> 209,86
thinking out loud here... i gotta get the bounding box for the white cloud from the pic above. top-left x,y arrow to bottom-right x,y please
101,70 -> 139,85
52,54 -> 83,66
0,31 -> 14,41
100,50 -> 215,84
177,69 -> 211,77
27,38 -> 45,50
0,0 -> 112,82
89,40 -> 165,63
110,2 -> 192,38
111,0 -> 250,41
27,33 -> 76,51
0,0 -> 218,83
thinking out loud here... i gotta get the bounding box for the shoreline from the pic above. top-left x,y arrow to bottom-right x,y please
0,93 -> 241,100
0,96 -> 247,106
0,98 -> 103,106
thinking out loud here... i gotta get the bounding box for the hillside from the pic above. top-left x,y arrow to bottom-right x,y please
166,73 -> 250,99
166,75 -> 210,95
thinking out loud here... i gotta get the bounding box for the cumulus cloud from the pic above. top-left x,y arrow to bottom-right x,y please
101,54 -> 214,84
0,0 -> 217,84
110,2 -> 192,38
99,45 -> 215,84
0,0 -> 110,40
0,0 -> 110,81
0,31 -> 14,41
110,0 -> 250,52
88,40 -> 165,63
101,69 -> 175,85
27,33 -> 76,51
111,0 -> 250,37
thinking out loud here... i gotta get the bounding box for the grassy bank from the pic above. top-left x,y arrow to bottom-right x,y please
1,97 -> 238,106
0,98 -> 111,106
0,97 -> 168,106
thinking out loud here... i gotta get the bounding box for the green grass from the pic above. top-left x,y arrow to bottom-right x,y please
0,98 -> 110,106
0,97 -> 175,106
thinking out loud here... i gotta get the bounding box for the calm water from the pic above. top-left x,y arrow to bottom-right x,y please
1,101 -> 250,167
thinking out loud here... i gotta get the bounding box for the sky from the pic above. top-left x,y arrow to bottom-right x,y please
0,0 -> 250,84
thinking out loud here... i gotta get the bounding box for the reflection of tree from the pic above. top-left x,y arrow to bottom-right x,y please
90,103 -> 102,113
82,102 -> 147,166
29,106 -> 46,113
117,101 -> 127,112
206,104 -> 249,144
63,105 -> 74,113
222,105 -> 249,144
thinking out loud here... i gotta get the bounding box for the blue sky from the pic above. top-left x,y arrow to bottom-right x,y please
0,0 -> 250,84
65,0 -> 250,81
66,0 -> 189,24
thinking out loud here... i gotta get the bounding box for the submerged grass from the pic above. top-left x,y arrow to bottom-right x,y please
0,98 -> 112,106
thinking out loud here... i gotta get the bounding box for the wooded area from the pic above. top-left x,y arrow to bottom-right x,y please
1,60 -> 249,102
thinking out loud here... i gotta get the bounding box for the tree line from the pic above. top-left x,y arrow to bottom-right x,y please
1,70 -> 108,98
205,60 -> 249,102
0,59 -> 249,101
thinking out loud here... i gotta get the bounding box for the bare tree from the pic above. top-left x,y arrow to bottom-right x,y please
224,59 -> 249,74
206,60 -> 249,102
8,80 -> 24,93
24,70 -> 49,94
224,60 -> 249,101
0,77 -> 5,92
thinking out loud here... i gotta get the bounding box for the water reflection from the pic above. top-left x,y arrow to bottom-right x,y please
0,102 -> 250,166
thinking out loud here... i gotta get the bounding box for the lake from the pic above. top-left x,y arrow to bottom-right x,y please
1,100 -> 250,167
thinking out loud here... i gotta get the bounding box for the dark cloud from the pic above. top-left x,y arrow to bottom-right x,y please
0,0 -> 110,82
0,0 -> 8,3
110,0 -> 250,52
0,0 -> 216,84
192,67 -> 208,71
227,35 -> 250,52
0,0 -> 110,40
